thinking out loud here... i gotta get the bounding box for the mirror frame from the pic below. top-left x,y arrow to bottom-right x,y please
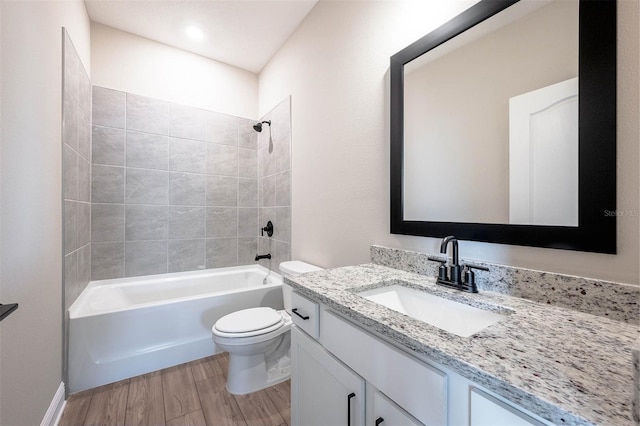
390,0 -> 616,253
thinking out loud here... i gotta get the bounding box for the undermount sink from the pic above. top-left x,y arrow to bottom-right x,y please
357,284 -> 506,337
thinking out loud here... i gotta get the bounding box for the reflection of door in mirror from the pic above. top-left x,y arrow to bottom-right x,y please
402,0 -> 578,225
509,78 -> 578,226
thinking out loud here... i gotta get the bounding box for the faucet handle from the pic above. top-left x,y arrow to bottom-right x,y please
461,263 -> 487,293
463,263 -> 489,272
428,256 -> 449,282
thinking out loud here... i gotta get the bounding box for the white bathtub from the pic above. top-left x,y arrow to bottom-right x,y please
68,265 -> 283,393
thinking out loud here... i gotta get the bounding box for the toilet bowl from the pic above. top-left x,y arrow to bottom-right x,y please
212,260 -> 322,395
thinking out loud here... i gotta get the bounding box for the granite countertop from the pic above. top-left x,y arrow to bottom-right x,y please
285,264 -> 638,426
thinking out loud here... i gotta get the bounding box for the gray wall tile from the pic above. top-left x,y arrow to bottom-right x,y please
126,131 -> 168,170
64,252 -> 78,312
93,86 -> 125,129
92,204 -> 124,242
239,148 -> 258,178
238,237 -> 258,265
259,145 -> 276,178
270,97 -> 291,141
63,145 -> 78,200
169,239 -> 205,273
205,112 -> 238,145
125,205 -> 168,240
206,207 -> 238,238
206,238 -> 238,268
206,143 -> 238,176
276,170 -> 291,206
125,169 -> 169,205
77,202 -> 91,247
239,118 -> 258,149
274,134 -> 291,173
260,175 -> 276,207
78,158 -> 91,202
170,104 -> 206,141
260,207 -> 276,227
92,165 -> 124,203
125,240 -> 168,277
169,206 -> 205,239
238,208 -> 258,237
206,176 -> 237,206
63,32 -> 80,104
78,67 -> 92,119
63,90 -> 79,151
93,125 -> 125,166
92,242 -> 124,280
89,89 -> 291,277
169,172 -> 205,206
169,138 -> 206,173
275,207 -> 291,243
65,200 -> 77,255
239,178 -> 258,207
127,93 -> 168,135
78,244 -> 91,290
78,111 -> 91,161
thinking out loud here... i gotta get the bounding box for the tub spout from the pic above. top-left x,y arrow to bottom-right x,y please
255,253 -> 271,261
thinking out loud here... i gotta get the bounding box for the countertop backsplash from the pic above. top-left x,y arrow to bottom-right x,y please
370,245 -> 639,325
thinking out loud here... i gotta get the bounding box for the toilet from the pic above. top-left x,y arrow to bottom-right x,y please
212,260 -> 322,395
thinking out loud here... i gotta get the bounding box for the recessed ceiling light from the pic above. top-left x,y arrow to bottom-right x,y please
185,25 -> 204,41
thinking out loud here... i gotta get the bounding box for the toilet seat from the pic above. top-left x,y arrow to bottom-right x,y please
213,307 -> 285,338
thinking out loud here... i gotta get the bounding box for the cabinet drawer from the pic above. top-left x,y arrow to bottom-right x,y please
372,391 -> 424,426
470,388 -> 546,426
291,292 -> 320,339
322,310 -> 447,426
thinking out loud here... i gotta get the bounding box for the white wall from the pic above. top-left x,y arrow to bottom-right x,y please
259,0 -> 640,285
0,1 -> 90,425
91,22 -> 258,119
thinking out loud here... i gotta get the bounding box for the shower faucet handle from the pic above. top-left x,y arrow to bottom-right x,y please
261,221 -> 274,237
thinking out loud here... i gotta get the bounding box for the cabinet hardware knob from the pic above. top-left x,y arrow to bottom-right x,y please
375,417 -> 385,425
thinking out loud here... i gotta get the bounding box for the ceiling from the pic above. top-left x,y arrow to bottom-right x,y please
84,0 -> 319,74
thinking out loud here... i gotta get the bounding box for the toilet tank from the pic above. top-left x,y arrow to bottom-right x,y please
279,261 -> 323,313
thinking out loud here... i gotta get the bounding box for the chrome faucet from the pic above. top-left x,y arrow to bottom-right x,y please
428,236 -> 488,293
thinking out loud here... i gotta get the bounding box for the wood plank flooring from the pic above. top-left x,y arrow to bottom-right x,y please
60,353 -> 290,426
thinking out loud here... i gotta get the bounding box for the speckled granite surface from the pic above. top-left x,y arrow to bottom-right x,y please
286,264 -> 638,426
371,245 -> 639,325
634,339 -> 640,424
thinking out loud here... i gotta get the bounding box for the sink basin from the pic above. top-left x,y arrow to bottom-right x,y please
357,284 -> 506,337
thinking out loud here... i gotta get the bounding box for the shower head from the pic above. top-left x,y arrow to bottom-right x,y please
253,120 -> 271,132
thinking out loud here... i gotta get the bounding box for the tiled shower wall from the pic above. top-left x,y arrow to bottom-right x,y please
63,30 -> 92,311
62,29 -> 92,380
90,87 -> 291,279
257,98 -> 292,270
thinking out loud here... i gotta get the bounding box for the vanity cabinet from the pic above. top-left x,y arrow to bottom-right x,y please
290,292 -> 550,426
291,327 -> 365,425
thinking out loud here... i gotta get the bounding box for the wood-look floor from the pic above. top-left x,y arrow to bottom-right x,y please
60,353 -> 290,426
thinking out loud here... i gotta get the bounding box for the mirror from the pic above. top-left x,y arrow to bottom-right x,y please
390,0 -> 616,253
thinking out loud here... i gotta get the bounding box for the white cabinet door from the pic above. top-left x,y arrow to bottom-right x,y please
291,326 -> 366,426
469,388 -> 546,426
370,390 -> 424,426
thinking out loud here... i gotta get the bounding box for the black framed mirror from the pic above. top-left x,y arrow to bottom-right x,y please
390,0 -> 616,253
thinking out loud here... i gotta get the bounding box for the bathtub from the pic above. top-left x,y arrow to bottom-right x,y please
68,265 -> 283,393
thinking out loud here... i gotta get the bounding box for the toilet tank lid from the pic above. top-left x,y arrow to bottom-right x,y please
279,260 -> 323,275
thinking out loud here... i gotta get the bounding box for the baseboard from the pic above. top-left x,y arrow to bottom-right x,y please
41,382 -> 66,426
